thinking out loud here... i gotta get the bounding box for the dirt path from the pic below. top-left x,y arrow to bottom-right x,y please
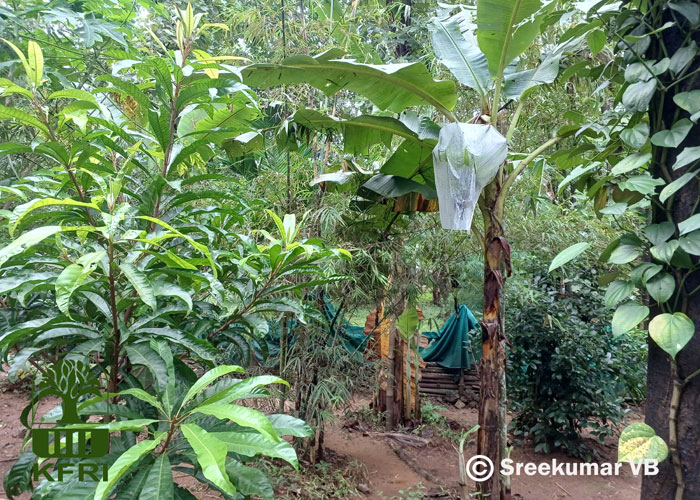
327,404 -> 642,500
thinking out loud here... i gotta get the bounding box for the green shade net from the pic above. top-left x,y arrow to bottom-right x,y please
420,305 -> 481,370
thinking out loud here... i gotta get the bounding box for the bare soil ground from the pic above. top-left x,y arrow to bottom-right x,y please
0,383 -> 643,500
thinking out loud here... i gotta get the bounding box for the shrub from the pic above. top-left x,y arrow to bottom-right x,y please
506,267 -> 647,459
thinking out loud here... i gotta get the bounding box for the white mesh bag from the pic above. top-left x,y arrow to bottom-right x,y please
432,123 -> 507,231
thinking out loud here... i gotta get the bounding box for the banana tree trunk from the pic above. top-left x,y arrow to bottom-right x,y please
477,186 -> 510,500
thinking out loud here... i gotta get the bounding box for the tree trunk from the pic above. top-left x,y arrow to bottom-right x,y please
386,319 -> 397,430
643,11 -> 700,497
477,185 -> 510,500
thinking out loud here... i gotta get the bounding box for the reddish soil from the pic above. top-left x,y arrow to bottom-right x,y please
0,383 -> 643,500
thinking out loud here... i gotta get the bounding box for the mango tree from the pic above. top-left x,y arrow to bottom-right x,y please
243,1 -> 583,496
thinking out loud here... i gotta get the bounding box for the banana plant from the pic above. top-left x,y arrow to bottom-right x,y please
6,343 -> 312,499
242,1 -> 584,496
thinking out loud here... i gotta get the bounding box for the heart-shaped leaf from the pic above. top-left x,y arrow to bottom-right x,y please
612,301 -> 649,336
645,273 -> 675,304
605,280 -> 635,308
648,312 -> 695,359
651,119 -> 692,147
618,423 -> 668,463
643,222 -> 676,245
611,152 -> 650,175
679,230 -> 700,255
620,123 -> 650,149
650,240 -> 680,264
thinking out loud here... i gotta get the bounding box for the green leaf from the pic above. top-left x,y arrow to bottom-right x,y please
669,43 -> 697,74
200,375 -> 288,407
645,273 -> 675,304
679,213 -> 700,235
651,119 -> 692,148
9,198 -> 99,237
650,240 -> 679,264
267,414 -> 314,437
669,0 -> 700,25
643,222 -> 676,246
192,404 -> 279,442
604,280 -> 634,308
618,423 -> 668,463
153,281 -> 193,314
672,146 -> 700,171
225,461 -> 274,500
0,105 -> 49,135
116,388 -> 165,414
27,41 -> 43,88
0,226 -> 62,266
397,307 -> 420,339
242,49 -> 457,115
548,242 -> 590,272
673,90 -> 700,118
362,174 -> 437,199
649,313 -> 695,359
622,79 -> 656,113
139,453 -> 173,500
49,89 -> 99,106
125,344 -> 169,401
476,0 -> 549,77
586,28 -> 606,55
94,434 -> 166,500
181,423 -> 237,496
211,431 -> 300,468
55,264 -> 88,317
608,243 -> 641,265
428,13 -> 490,103
620,123 -> 649,149
119,263 -> 157,312
181,365 -> 245,408
612,301 -> 649,336
679,230 -> 700,255
611,152 -> 650,175
617,175 -> 664,196
659,172 -> 696,203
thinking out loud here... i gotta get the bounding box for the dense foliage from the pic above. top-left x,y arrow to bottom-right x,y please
507,266 -> 646,459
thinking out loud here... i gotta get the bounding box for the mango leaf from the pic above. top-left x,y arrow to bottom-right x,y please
181,423 -> 237,496
477,0 -> 550,77
9,198 -> 99,237
181,365 -> 245,408
199,375 -> 288,406
267,414 -> 313,437
618,423 -> 668,463
139,453 -> 173,500
225,461 -> 274,500
428,12 -> 490,104
55,264 -> 89,317
125,344 -> 169,401
548,242 -> 590,272
242,49 -> 457,116
119,263 -> 157,312
192,404 -> 279,442
645,273 -> 675,304
649,312 -> 695,359
27,41 -> 43,88
612,301 -> 649,336
211,431 -> 300,468
0,105 -> 49,135
94,434 -> 166,500
0,226 -> 63,266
